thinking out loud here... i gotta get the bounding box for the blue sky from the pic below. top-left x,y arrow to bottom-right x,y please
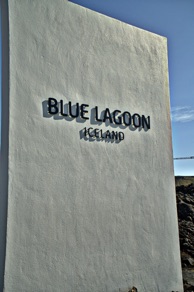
1,0 -> 194,175
69,0 -> 194,176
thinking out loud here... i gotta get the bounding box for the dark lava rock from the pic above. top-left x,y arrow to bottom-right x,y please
176,183 -> 194,291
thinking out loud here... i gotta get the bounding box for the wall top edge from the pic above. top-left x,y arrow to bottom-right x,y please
68,0 -> 167,40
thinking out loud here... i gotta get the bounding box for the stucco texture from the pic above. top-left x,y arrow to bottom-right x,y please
2,0 -> 183,291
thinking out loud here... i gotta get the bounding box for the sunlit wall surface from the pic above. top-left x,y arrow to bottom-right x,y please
1,0 -> 183,291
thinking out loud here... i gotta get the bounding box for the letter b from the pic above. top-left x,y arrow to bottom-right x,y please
48,98 -> 58,114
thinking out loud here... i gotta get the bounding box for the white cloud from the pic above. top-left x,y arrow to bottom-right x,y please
171,106 -> 194,123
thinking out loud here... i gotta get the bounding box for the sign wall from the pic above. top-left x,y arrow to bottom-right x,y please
1,0 -> 183,291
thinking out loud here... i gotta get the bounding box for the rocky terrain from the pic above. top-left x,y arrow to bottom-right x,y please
176,177 -> 194,291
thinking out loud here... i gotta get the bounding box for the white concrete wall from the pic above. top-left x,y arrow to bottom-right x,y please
1,0 -> 183,291
0,1 -> 9,291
